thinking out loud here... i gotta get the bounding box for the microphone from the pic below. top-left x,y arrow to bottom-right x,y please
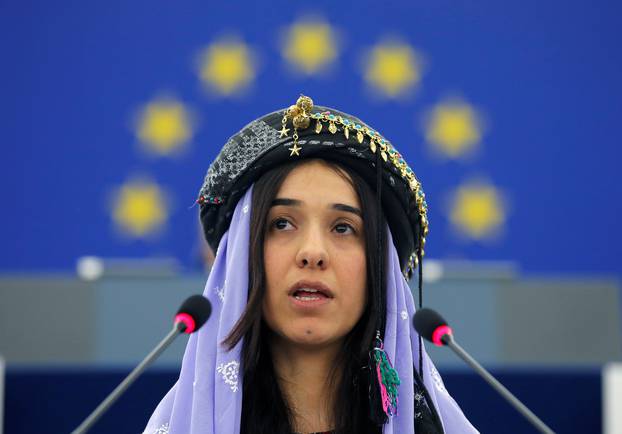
174,294 -> 212,333
413,308 -> 556,434
72,295 -> 212,434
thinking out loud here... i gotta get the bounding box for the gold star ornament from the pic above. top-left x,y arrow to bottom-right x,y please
282,17 -> 338,74
111,178 -> 169,238
424,98 -> 484,159
197,37 -> 256,95
449,180 -> 506,240
279,125 -> 290,137
288,143 -> 302,156
364,40 -> 423,98
136,97 -> 195,156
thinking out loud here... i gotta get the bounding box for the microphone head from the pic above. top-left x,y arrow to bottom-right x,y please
174,295 -> 212,334
413,307 -> 453,346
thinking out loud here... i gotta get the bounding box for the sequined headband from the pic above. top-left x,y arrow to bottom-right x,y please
197,95 -> 429,279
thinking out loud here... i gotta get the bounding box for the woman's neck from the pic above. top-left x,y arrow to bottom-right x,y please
269,335 -> 342,433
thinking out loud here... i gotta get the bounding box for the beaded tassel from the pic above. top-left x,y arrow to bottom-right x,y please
373,335 -> 400,417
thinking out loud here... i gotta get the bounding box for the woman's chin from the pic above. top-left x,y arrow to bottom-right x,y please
283,326 -> 343,349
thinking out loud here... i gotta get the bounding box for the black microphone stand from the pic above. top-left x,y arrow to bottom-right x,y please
442,334 -> 555,434
71,322 -> 186,434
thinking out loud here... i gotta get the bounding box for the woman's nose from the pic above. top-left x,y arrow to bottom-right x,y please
295,228 -> 329,269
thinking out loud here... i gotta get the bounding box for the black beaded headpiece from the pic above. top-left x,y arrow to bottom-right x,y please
198,95 -> 428,280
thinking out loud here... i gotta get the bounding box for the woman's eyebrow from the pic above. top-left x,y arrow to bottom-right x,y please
271,198 -> 301,207
332,203 -> 362,217
271,198 -> 361,217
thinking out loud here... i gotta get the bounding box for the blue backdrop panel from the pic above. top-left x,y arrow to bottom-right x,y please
1,0 -> 621,276
5,367 -> 600,433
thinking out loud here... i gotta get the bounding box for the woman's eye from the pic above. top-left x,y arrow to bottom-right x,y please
334,223 -> 355,234
272,218 -> 293,231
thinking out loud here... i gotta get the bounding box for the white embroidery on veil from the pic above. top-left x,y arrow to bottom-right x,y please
147,422 -> 169,434
217,360 -> 240,392
214,284 -> 225,302
430,364 -> 448,394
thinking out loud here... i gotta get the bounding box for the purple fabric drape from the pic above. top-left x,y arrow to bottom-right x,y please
145,186 -> 478,433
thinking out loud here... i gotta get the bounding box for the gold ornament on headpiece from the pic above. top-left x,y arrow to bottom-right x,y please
279,95 -> 430,276
281,95 -> 314,156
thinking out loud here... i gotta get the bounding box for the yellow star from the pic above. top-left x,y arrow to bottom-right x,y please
449,181 -> 506,240
282,17 -> 338,74
424,99 -> 483,159
111,179 -> 168,238
289,143 -> 302,156
364,41 -> 422,97
279,125 -> 290,137
136,97 -> 194,156
197,37 -> 256,95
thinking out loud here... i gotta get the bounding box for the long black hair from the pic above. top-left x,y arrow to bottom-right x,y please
222,158 -> 387,434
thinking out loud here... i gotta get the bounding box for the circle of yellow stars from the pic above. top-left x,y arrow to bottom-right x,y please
135,97 -> 195,156
197,37 -> 256,95
282,17 -> 338,74
364,41 -> 423,98
111,178 -> 169,238
114,17 -> 509,248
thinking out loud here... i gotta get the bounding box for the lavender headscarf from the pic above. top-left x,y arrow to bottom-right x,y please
145,186 -> 477,434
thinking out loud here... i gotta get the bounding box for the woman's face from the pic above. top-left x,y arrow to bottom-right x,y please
262,160 -> 367,349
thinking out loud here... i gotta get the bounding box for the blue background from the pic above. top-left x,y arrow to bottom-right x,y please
1,1 -> 621,274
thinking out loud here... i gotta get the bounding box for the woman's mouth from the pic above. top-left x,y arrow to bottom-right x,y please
292,288 -> 329,301
288,282 -> 333,308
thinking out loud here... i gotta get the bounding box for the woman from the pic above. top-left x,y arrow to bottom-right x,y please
145,96 -> 477,433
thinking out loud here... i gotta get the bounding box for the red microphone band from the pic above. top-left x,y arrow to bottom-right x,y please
432,325 -> 453,346
174,313 -> 196,334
